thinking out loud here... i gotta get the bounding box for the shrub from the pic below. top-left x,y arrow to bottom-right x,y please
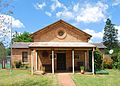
110,48 -> 120,68
112,51 -> 120,69
14,61 -> 22,68
89,50 -> 103,71
103,55 -> 113,69
95,70 -> 109,75
111,49 -> 120,69
80,66 -> 84,70
20,64 -> 30,69
94,50 -> 102,71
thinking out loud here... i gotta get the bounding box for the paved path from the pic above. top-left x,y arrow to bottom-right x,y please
57,73 -> 76,86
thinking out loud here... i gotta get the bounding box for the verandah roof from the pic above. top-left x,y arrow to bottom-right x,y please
29,42 -> 96,48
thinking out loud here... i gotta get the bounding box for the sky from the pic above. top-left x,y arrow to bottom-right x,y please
1,0 -> 120,44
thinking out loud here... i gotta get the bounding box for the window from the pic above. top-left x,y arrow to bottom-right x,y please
56,28 -> 67,39
22,52 -> 28,62
75,54 -> 80,60
58,30 -> 64,36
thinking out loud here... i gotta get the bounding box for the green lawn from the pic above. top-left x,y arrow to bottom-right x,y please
0,69 -> 57,86
72,70 -> 120,86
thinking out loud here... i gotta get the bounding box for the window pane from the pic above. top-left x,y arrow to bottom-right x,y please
22,52 -> 28,62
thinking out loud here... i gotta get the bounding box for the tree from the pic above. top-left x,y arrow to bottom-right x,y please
0,0 -> 13,69
6,47 -> 11,56
103,18 -> 120,69
103,18 -> 119,50
0,42 -> 6,69
0,0 -> 13,47
0,0 -> 13,14
12,32 -> 32,42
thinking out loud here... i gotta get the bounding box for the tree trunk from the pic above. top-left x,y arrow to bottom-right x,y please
2,59 -> 5,69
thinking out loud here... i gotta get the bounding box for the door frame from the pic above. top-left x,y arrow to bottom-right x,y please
57,52 -> 66,70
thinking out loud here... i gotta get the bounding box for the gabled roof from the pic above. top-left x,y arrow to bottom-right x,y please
30,20 -> 92,38
92,43 -> 106,49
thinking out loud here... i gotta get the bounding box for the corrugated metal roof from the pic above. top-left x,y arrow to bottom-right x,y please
92,43 -> 106,48
12,42 -> 31,48
29,42 -> 96,48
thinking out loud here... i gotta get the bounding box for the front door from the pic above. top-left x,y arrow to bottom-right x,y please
57,53 -> 66,70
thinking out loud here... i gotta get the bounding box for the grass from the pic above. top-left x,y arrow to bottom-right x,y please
72,69 -> 120,86
0,69 -> 57,86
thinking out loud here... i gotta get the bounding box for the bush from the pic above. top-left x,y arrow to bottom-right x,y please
95,70 -> 109,75
80,66 -> 84,70
94,50 -> 102,71
111,49 -> 120,69
20,64 -> 30,69
14,61 -> 22,68
103,55 -> 113,69
89,50 -> 103,71
112,51 -> 120,69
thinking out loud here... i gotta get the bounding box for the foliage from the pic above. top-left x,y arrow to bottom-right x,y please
6,47 -> 11,56
102,18 -> 120,69
0,0 -> 13,47
80,66 -> 84,70
110,48 -> 120,69
0,0 -> 13,14
103,18 -> 119,51
12,32 -> 32,42
103,55 -> 112,69
94,50 -> 102,71
112,50 -> 120,69
0,42 -> 6,60
89,50 -> 103,71
20,64 -> 30,69
117,51 -> 120,69
14,61 -> 22,68
0,42 -> 6,69
95,70 -> 109,75
14,60 -> 30,69
72,69 -> 120,86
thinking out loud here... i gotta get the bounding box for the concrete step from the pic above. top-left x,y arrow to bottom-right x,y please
34,71 -> 45,75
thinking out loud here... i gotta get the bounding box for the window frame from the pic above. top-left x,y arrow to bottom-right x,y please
22,52 -> 28,63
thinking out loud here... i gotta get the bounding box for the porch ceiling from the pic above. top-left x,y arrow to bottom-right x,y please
29,42 -> 96,48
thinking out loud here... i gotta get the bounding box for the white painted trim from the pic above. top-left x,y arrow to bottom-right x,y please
52,50 -> 54,74
36,51 -> 37,71
85,51 -> 87,70
92,48 -> 95,74
31,50 -> 34,75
